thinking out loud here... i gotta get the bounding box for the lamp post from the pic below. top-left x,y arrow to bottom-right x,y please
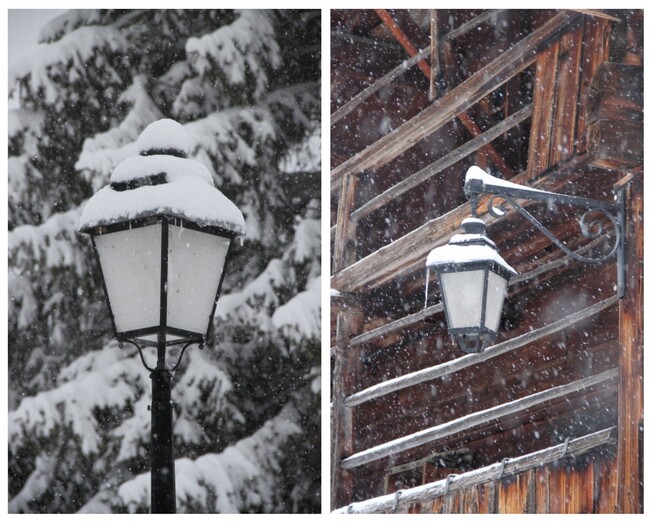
426,166 -> 625,353
79,118 -> 245,513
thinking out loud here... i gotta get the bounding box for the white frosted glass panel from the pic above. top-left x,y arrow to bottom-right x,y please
166,224 -> 230,335
95,224 -> 162,333
440,270 -> 485,329
485,271 -> 508,332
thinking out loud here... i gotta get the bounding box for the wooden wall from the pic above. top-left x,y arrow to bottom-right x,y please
331,9 -> 643,513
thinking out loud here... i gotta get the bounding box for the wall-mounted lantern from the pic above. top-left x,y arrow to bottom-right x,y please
426,166 -> 625,354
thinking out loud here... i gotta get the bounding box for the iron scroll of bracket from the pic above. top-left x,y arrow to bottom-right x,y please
463,170 -> 626,297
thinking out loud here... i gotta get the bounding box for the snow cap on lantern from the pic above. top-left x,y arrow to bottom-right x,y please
426,217 -> 516,353
79,118 -> 245,347
79,118 -> 245,236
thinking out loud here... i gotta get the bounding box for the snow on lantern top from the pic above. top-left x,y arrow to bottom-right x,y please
426,217 -> 516,276
137,118 -> 189,157
79,118 -> 245,236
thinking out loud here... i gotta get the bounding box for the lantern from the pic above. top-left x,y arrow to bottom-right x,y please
426,217 -> 516,353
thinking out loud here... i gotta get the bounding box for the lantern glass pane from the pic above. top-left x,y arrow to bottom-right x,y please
94,223 -> 162,333
440,269 -> 485,329
166,224 -> 231,336
484,270 -> 508,332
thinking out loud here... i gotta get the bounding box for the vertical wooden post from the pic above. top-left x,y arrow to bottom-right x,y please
331,295 -> 364,509
429,10 -> 439,101
616,172 -> 643,513
333,173 -> 358,272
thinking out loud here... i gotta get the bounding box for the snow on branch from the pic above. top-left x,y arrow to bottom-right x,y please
8,207 -> 86,273
185,10 -> 281,102
272,276 -> 320,342
279,124 -> 321,174
75,75 -> 163,191
116,403 -> 301,513
9,26 -> 130,104
9,346 -> 149,455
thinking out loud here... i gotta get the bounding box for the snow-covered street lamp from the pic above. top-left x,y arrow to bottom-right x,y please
426,217 -> 516,353
79,119 -> 245,513
426,166 -> 624,354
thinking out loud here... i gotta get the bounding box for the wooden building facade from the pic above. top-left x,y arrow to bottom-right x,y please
330,10 -> 643,514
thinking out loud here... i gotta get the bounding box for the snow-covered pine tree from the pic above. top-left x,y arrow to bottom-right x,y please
8,9 -> 321,513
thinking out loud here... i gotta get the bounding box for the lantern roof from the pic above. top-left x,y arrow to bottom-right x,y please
426,217 -> 516,275
79,119 -> 245,236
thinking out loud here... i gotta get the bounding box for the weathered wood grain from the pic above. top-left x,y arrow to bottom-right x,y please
334,427 -> 616,512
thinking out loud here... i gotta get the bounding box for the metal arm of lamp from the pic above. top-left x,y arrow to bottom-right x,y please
463,168 -> 626,297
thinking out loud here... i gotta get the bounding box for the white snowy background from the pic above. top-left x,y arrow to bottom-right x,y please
8,9 -> 321,513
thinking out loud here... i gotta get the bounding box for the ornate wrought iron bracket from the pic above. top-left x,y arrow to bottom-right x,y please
464,169 -> 626,297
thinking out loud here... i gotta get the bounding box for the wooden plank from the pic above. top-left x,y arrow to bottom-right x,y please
331,299 -> 365,509
331,10 -> 503,126
616,173 -> 643,513
535,466 -> 551,513
429,10 -> 438,100
333,172 -> 358,272
526,38 -> 560,178
333,427 -> 616,513
345,295 -> 619,407
351,104 -> 532,222
341,369 -> 617,469
331,11 -> 581,190
550,22 -> 584,165
575,17 -> 611,154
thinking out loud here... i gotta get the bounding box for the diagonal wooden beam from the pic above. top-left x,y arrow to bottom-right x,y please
341,368 -> 617,469
331,10 -> 581,191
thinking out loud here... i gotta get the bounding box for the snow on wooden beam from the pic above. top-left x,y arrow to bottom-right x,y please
350,302 -> 443,348
341,368 -> 617,469
334,426 -> 616,513
346,295 -> 619,406
330,10 -> 581,189
351,104 -> 532,222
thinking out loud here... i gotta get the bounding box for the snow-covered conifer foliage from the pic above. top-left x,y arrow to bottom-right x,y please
8,9 -> 320,513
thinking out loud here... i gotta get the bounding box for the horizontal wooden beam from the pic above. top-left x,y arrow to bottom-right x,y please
346,295 -> 619,406
351,104 -> 532,221
334,426 -> 616,513
331,10 -> 580,190
341,367 -> 617,469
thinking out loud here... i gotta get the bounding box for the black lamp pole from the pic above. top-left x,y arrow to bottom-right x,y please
150,334 -> 176,514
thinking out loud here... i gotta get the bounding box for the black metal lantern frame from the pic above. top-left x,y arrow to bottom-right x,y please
86,214 -> 236,371
464,169 -> 626,297
433,259 -> 515,353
